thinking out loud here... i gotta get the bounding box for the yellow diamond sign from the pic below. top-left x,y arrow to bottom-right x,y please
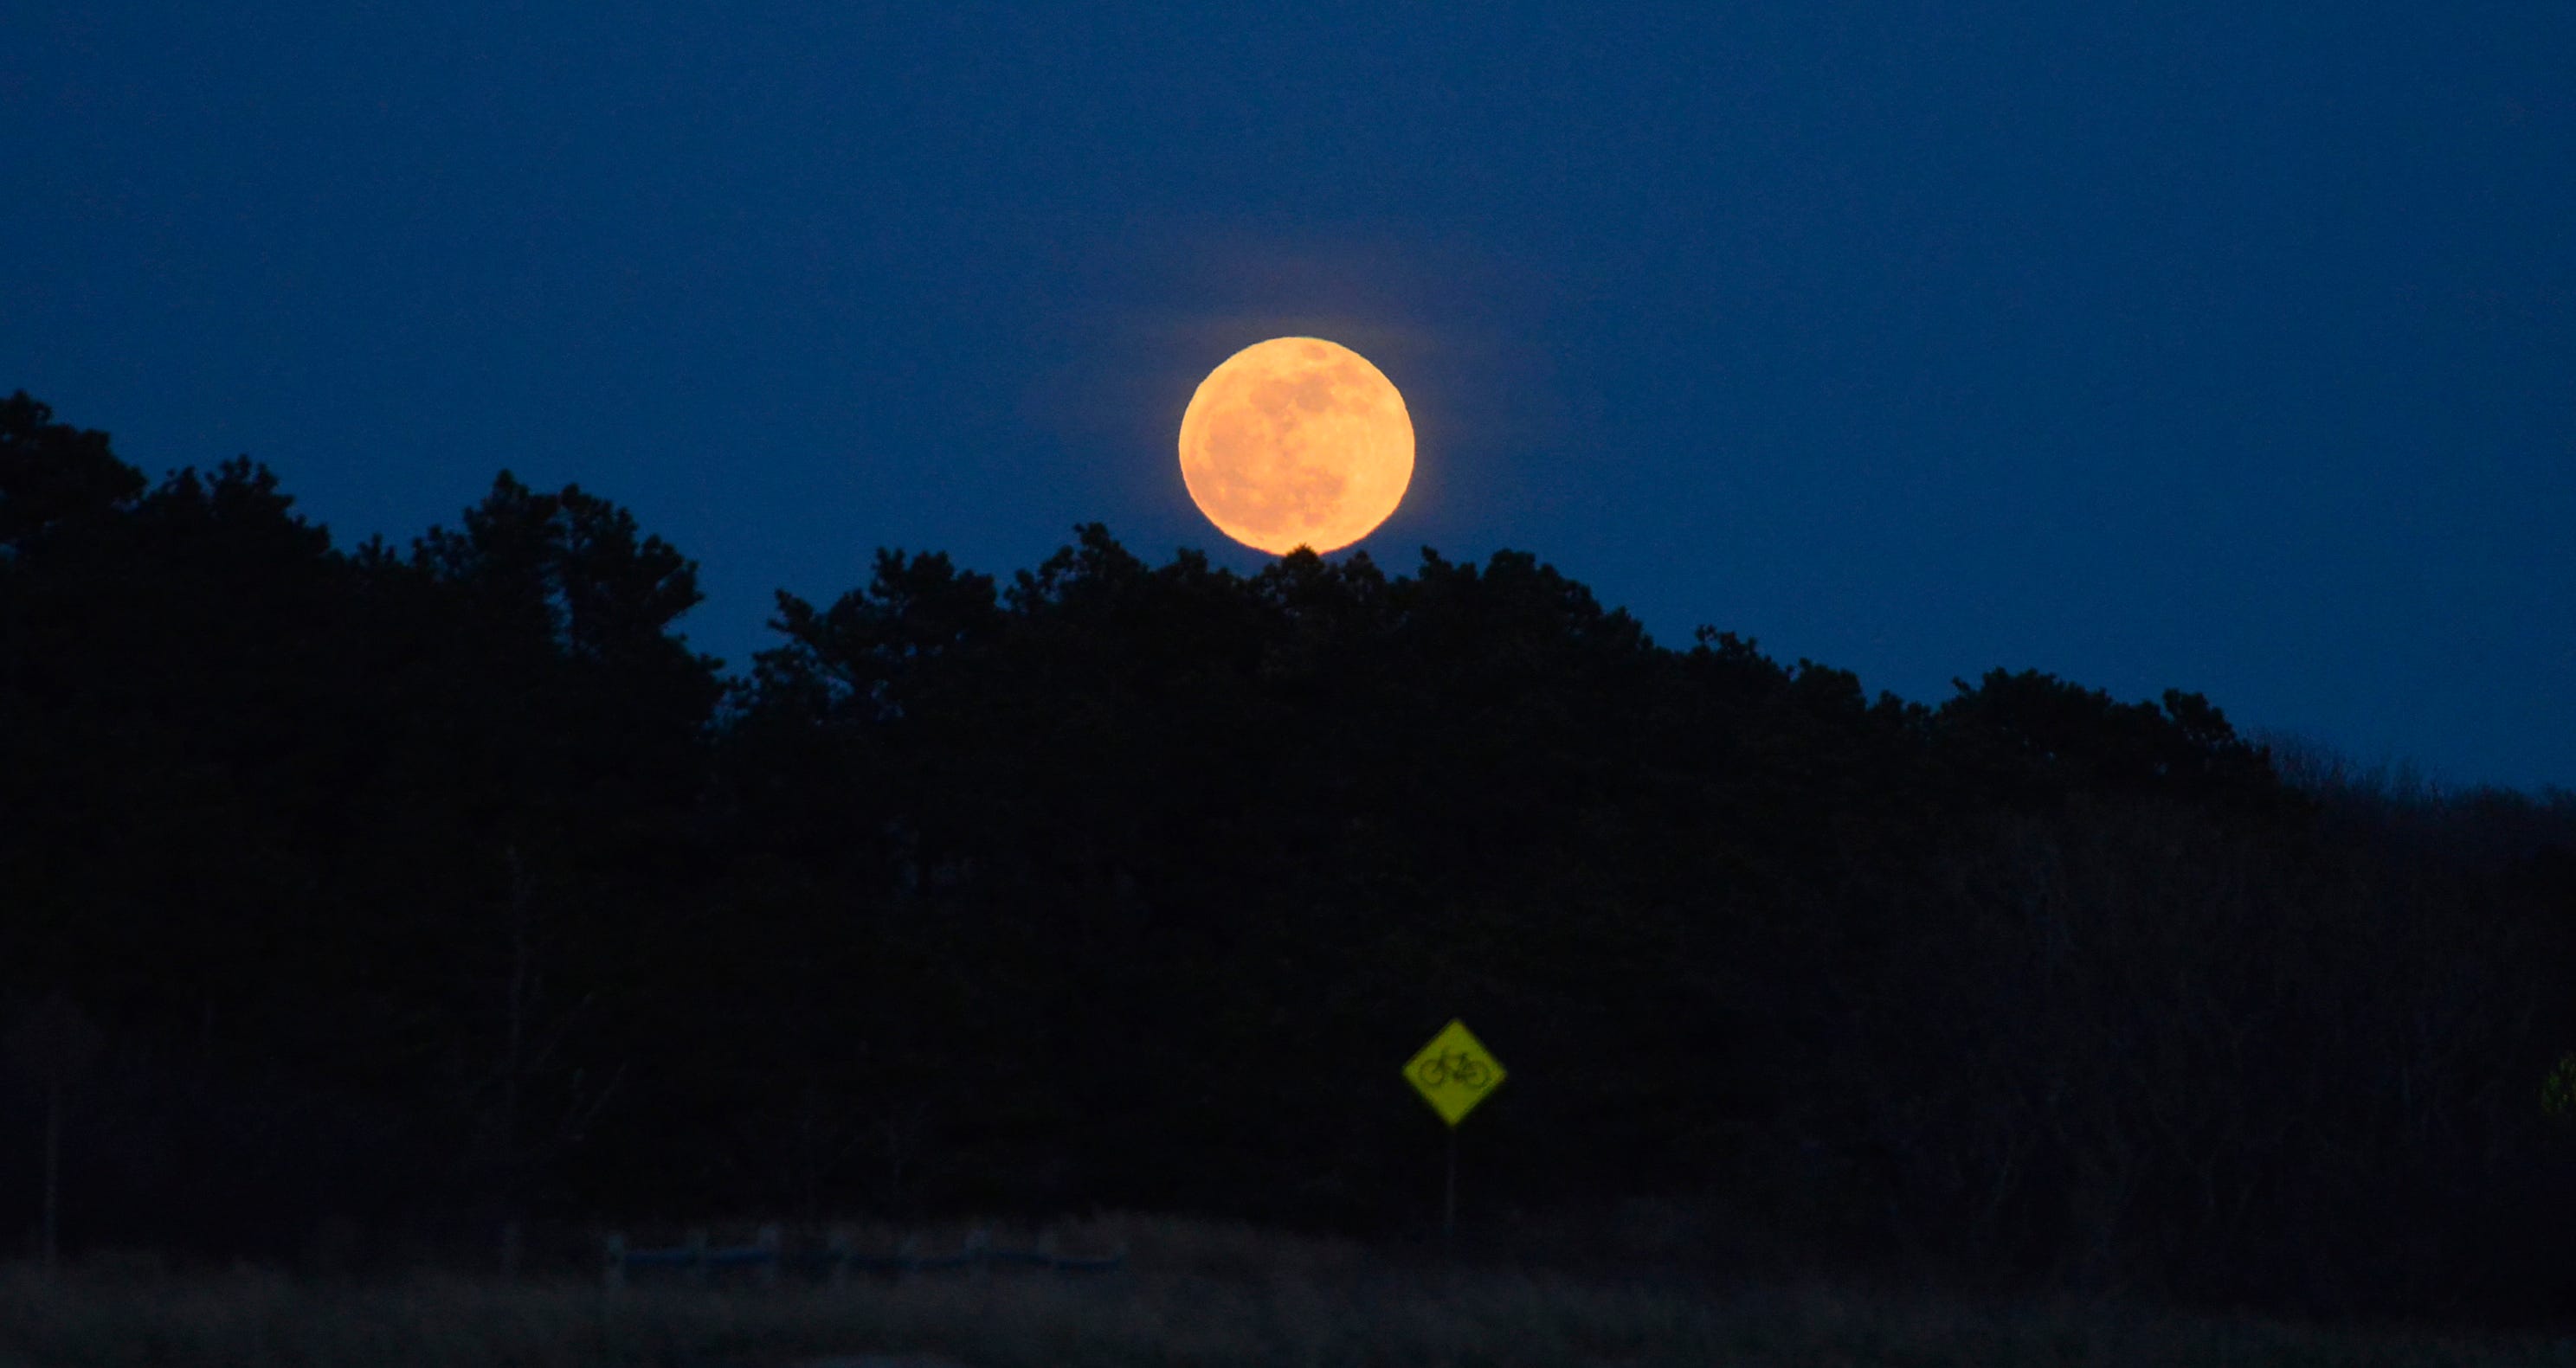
1403,1018 -> 1506,1127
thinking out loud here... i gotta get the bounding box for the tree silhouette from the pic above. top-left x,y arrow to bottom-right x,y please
4,389 -> 2574,1329
6,992 -> 103,1273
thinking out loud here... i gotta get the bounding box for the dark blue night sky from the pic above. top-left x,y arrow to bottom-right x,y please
7,5 -> 2570,795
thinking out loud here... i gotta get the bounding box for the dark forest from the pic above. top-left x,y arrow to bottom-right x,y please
4,390 -> 2573,1333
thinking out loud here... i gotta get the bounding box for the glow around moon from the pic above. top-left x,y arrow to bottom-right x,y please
1177,337 -> 1414,556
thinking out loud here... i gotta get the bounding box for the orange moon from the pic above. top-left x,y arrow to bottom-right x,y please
1177,337 -> 1414,556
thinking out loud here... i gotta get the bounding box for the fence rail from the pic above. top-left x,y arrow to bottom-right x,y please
602,1224 -> 1127,1288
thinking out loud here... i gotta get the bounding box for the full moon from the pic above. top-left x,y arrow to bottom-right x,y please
1177,337 -> 1414,556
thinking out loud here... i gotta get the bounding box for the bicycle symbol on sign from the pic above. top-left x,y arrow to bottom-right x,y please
1414,1050 -> 1493,1091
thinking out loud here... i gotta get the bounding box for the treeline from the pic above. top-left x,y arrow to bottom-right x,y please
3,389 -> 2573,1328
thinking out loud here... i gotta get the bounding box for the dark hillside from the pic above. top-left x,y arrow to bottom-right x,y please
3,390 -> 2573,1332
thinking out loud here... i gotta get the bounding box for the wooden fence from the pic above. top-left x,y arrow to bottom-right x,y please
602,1223 -> 1127,1288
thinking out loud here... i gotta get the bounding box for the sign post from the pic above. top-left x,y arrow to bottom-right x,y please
1445,1126 -> 1459,1244
1401,1018 -> 1506,1250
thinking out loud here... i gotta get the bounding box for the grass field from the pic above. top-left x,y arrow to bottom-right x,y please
4,1211 -> 2573,1367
